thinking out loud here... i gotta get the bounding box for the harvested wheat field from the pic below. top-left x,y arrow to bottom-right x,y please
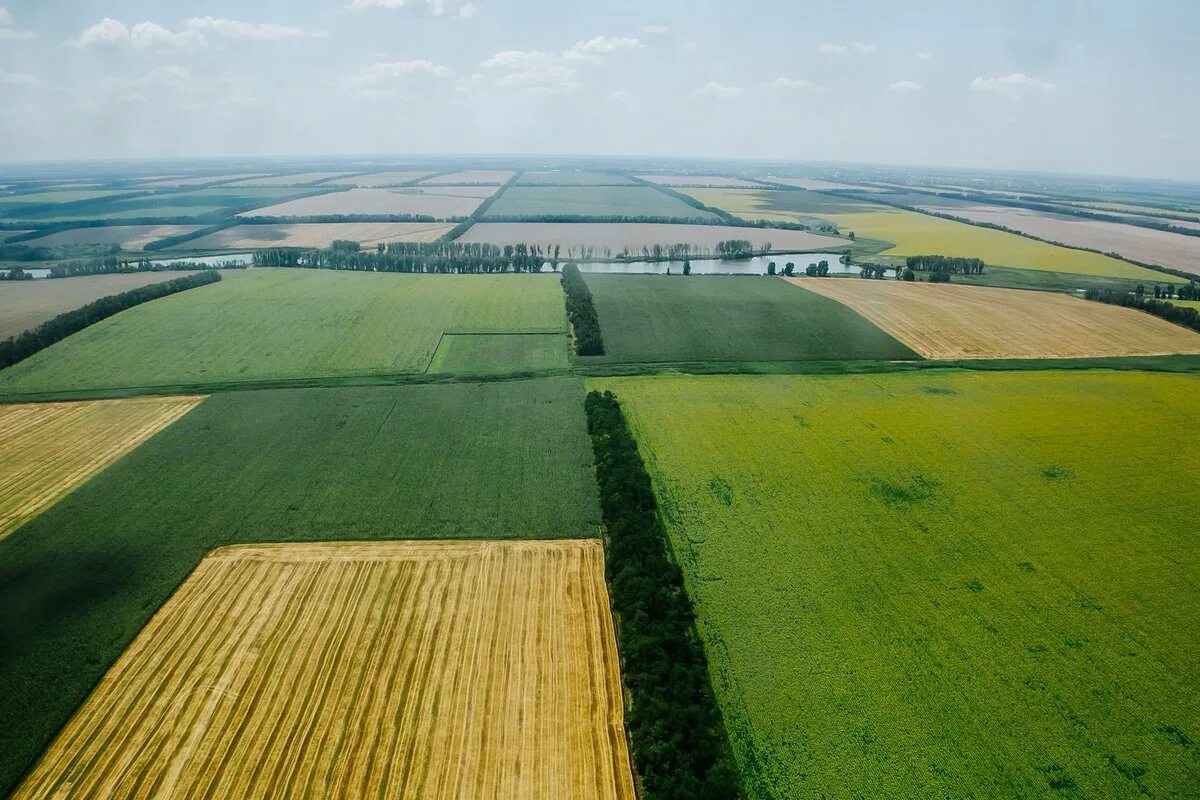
786,278 -> 1200,359
0,396 -> 203,540
14,540 -> 635,800
177,222 -> 454,250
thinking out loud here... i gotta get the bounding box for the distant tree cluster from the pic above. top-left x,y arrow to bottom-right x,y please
0,271 -> 221,370
585,390 -> 739,800
715,239 -> 762,259
253,241 -> 546,273
858,264 -> 889,279
1,267 -> 34,281
1084,286 -> 1200,334
561,264 -> 605,355
905,255 -> 986,275
803,260 -> 832,277
1149,283 -> 1199,301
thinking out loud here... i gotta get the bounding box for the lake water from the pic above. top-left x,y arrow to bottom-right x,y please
144,253 -> 255,268
567,253 -> 856,275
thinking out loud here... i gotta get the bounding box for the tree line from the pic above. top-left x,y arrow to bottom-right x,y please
0,271 -> 222,370
1148,283 -> 1199,301
561,264 -> 605,355
1084,286 -> 1200,334
905,255 -> 986,275
585,390 -> 739,799
252,241 -> 547,273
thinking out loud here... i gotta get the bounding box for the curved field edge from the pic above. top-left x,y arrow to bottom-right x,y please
0,378 -> 601,795
13,540 -> 635,800
589,371 -> 1200,799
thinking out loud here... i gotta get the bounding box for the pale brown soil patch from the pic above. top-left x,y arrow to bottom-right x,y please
14,540 -> 636,800
786,277 -> 1200,359
0,396 -> 204,540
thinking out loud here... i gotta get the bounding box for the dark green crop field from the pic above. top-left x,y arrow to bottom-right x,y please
579,274 -> 919,364
483,185 -> 721,220
0,377 -> 600,795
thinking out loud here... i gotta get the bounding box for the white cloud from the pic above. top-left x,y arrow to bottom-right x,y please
643,25 -> 668,34
352,59 -> 455,85
563,35 -> 640,62
0,6 -> 32,40
0,68 -> 36,85
889,80 -> 923,93
692,81 -> 743,101
970,73 -> 1055,93
184,17 -> 324,40
348,0 -> 477,18
771,77 -> 825,93
482,49 -> 549,70
819,42 -> 874,55
915,51 -> 932,60
609,89 -> 630,101
70,16 -> 321,48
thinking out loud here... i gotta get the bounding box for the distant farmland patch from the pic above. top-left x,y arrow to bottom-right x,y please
0,270 -> 566,393
764,177 -> 888,191
788,278 -> 1200,358
0,395 -> 202,540
0,190 -> 141,215
428,332 -> 569,374
177,221 -> 454,250
135,173 -> 269,188
19,224 -> 201,251
458,222 -> 844,256
484,186 -> 722,220
13,540 -> 633,800
635,174 -> 767,188
581,274 -> 918,363
517,170 -> 635,185
239,186 -> 495,219
0,270 -> 217,339
596,370 -> 1200,799
224,171 -> 355,187
344,171 -> 435,187
419,170 -> 516,185
11,187 -> 330,223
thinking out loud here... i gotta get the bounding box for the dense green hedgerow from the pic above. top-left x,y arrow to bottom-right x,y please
562,263 -> 605,355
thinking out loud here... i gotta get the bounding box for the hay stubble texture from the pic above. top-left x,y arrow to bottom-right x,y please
14,540 -> 635,800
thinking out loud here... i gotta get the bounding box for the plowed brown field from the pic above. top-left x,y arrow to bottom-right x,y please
14,540 -> 635,800
785,278 -> 1200,359
0,396 -> 204,540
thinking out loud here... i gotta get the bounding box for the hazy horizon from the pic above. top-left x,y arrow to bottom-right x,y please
1,1 -> 1197,180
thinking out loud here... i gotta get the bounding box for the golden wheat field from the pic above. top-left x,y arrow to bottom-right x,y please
14,540 -> 635,800
0,396 -> 204,541
786,278 -> 1200,359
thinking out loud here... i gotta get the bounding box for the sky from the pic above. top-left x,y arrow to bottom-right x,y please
0,0 -> 1197,179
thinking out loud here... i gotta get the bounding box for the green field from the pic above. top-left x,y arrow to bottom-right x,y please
484,185 -> 721,220
0,189 -> 141,213
516,170 -> 636,185
0,377 -> 601,795
579,275 -> 918,364
595,371 -> 1200,798
6,187 -> 328,222
688,189 -> 1175,281
427,332 -> 569,373
0,269 -> 565,394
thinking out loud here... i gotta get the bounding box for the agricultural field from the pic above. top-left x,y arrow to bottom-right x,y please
0,269 -> 565,394
456,222 -> 845,256
787,278 -> 1200,359
909,198 -> 1200,276
344,171 -> 435,187
694,188 -> 1177,280
11,187 -> 330,223
1064,201 -> 1200,221
224,172 -> 355,187
420,170 -> 515,185
0,189 -> 140,214
14,540 -> 633,800
518,170 -> 635,185
18,224 -> 202,251
1169,298 -> 1200,310
635,175 -> 766,188
0,270 -> 216,339
483,186 -> 721,220
427,332 -> 569,374
238,186 -> 495,218
764,177 -> 887,191
136,173 -> 269,188
0,377 -> 602,795
176,221 -> 454,250
580,275 -> 918,363
680,188 -> 837,227
597,370 -> 1200,799
0,395 -> 202,540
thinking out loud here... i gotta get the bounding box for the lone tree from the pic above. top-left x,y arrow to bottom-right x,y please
683,260 -> 691,276
767,261 -> 776,275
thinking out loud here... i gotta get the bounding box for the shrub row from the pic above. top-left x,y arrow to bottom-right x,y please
0,271 -> 221,370
585,390 -> 739,800
561,264 -> 605,355
1084,287 -> 1200,334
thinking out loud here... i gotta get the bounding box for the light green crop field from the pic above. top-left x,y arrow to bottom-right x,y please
0,377 -> 601,795
595,370 -> 1200,799
484,186 -> 721,220
0,269 -> 566,394
427,333 -> 569,373
689,189 -> 1177,281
